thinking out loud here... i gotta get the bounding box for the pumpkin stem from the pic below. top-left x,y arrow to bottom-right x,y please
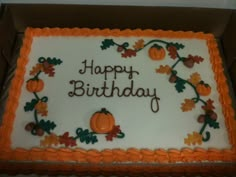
100,108 -> 110,114
152,44 -> 162,50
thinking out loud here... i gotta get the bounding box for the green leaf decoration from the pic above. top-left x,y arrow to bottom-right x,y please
46,57 -> 63,65
168,42 -> 185,50
38,119 -> 57,133
24,99 -> 38,112
75,128 -> 98,144
205,116 -> 220,129
175,79 -> 186,93
100,39 -> 115,50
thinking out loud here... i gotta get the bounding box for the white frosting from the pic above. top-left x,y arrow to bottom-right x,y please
11,35 -> 230,150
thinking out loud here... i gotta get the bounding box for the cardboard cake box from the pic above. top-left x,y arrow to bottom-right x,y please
0,4 -> 236,176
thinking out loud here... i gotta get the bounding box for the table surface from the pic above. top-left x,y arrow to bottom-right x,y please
0,175 -> 76,177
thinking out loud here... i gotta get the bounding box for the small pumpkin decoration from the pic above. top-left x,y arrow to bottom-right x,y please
196,81 -> 211,96
26,79 -> 44,93
90,108 -> 115,134
148,44 -> 166,60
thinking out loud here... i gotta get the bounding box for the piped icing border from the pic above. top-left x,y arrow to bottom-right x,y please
0,28 -> 236,164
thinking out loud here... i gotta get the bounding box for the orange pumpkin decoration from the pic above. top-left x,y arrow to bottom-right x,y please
196,82 -> 211,96
26,79 -> 44,92
148,44 -> 166,60
90,108 -> 115,134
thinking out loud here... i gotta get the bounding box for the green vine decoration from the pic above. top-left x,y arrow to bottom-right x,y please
24,57 -> 125,147
101,38 -> 220,145
24,57 -> 62,137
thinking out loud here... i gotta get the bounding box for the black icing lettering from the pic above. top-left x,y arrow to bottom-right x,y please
86,83 -> 95,96
122,80 -> 134,96
124,66 -> 139,80
79,60 -> 94,75
104,65 -> 113,80
68,79 -> 160,113
114,65 -> 123,79
94,65 -> 104,75
110,80 -> 121,97
78,60 -> 139,80
101,81 -> 110,97
93,87 -> 103,97
151,95 -> 160,113
135,88 -> 145,97
68,80 -> 85,97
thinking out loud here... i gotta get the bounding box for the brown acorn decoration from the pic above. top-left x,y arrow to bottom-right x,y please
35,127 -> 45,136
25,122 -> 36,131
197,115 -> 205,123
207,110 -> 217,121
90,108 -> 115,134
169,74 -> 177,83
183,57 -> 195,68
25,122 -> 45,136
117,42 -> 129,53
117,46 -> 124,52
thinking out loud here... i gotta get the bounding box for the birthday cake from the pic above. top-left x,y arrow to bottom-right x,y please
0,28 -> 236,174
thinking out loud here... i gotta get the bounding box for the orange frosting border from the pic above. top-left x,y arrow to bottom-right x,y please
0,28 -> 236,169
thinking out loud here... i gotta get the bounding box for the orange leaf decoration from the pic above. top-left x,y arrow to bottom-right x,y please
202,99 -> 215,111
40,133 -> 59,147
188,55 -> 204,64
106,125 -> 121,141
155,65 -> 172,75
188,72 -> 201,86
184,131 -> 202,146
30,63 -> 43,76
121,49 -> 136,58
35,101 -> 48,116
59,132 -> 77,147
181,99 -> 195,112
133,39 -> 144,50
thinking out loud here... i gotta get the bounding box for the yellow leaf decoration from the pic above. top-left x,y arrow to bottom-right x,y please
40,133 -> 59,147
133,39 -> 144,50
35,101 -> 48,117
181,99 -> 195,112
30,63 -> 43,76
184,131 -> 202,146
155,65 -> 172,75
188,72 -> 201,86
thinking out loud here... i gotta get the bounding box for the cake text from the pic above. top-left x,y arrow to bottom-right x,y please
68,59 -> 160,113
78,60 -> 140,80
